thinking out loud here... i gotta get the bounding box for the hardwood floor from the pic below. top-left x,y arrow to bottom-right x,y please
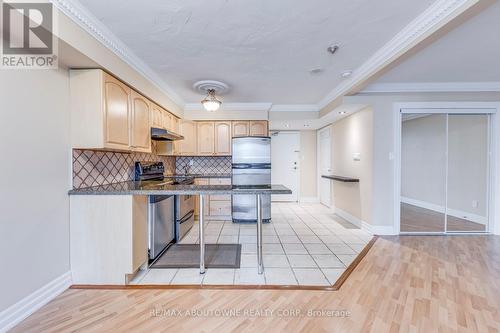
11,235 -> 500,332
401,203 -> 486,232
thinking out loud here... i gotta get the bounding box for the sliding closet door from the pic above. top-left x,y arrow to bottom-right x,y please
400,114 -> 447,232
446,114 -> 488,232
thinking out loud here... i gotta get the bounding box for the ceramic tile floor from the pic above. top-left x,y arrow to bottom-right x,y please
130,203 -> 373,287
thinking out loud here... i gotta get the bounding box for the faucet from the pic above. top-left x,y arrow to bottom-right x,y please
183,164 -> 190,175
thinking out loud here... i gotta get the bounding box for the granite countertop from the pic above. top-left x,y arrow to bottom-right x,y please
68,181 -> 291,195
167,173 -> 232,179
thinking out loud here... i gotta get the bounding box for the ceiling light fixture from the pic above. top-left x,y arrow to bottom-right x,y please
201,89 -> 221,112
193,80 -> 229,112
340,70 -> 353,78
338,111 -> 347,115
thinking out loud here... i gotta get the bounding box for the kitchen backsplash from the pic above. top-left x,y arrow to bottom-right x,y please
176,156 -> 232,175
72,142 -> 176,189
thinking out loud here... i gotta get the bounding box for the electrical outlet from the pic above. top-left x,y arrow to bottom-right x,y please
472,200 -> 479,208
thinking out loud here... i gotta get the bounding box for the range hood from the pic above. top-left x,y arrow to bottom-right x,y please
150,127 -> 184,141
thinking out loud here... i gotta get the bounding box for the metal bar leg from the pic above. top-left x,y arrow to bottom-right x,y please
199,194 -> 205,274
256,194 -> 264,274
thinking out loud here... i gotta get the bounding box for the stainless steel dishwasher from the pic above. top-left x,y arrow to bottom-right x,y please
148,195 -> 175,260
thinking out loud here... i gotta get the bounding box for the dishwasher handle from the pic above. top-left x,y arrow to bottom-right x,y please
179,210 -> 194,224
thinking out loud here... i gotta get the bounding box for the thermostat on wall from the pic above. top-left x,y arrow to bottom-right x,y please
353,153 -> 361,161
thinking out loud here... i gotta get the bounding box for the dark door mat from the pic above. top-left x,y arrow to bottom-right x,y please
150,244 -> 241,269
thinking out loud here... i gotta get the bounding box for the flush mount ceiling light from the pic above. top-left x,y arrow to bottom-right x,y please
193,80 -> 229,112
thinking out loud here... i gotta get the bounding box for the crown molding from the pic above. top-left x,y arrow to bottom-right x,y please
269,104 -> 319,112
318,0 -> 481,110
184,102 -> 272,112
360,81 -> 500,93
51,0 -> 185,107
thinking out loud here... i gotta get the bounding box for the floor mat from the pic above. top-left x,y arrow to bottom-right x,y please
150,244 -> 241,269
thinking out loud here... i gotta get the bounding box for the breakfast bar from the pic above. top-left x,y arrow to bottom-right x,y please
69,182 -> 291,280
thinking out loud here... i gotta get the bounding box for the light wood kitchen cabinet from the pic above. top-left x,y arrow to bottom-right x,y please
70,195 -> 148,284
197,122 -> 215,155
215,121 -> 232,155
151,103 -> 163,129
103,73 -> 131,150
130,91 -> 151,153
177,120 -> 197,155
249,121 -> 268,136
232,121 -> 249,137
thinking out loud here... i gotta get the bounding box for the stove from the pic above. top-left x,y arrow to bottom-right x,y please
134,161 -> 196,260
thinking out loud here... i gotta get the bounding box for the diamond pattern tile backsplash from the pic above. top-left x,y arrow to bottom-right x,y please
176,156 -> 232,174
72,142 -> 176,189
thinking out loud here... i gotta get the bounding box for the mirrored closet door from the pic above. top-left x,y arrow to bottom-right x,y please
400,112 -> 489,233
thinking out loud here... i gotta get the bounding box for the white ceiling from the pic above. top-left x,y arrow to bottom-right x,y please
79,0 -> 433,104
371,1 -> 500,84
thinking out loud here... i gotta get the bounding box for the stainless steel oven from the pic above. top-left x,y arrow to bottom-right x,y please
175,194 -> 195,241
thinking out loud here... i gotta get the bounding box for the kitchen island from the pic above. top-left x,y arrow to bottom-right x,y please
69,182 -> 291,284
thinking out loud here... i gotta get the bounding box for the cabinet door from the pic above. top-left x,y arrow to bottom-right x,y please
103,73 -> 131,149
197,122 -> 215,155
130,91 -> 151,152
151,103 -> 163,129
162,111 -> 172,131
178,120 -> 197,155
232,121 -> 249,137
249,121 -> 268,136
215,121 -> 232,155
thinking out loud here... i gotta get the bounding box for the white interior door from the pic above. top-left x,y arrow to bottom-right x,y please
318,127 -> 332,206
271,132 -> 300,202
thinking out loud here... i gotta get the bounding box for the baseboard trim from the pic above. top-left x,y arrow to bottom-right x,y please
401,196 -> 487,225
371,226 -> 397,235
0,271 -> 72,332
299,197 -> 320,203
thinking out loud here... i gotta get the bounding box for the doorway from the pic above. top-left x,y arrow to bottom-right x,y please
271,131 -> 300,202
399,110 -> 491,233
318,126 -> 332,207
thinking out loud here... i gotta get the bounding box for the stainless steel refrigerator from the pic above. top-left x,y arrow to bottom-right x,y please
232,136 -> 271,223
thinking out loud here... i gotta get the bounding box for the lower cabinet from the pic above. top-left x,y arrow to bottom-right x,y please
194,178 -> 232,221
70,195 -> 148,285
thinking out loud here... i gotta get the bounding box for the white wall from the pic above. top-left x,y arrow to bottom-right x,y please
0,68 -> 71,312
330,107 -> 373,224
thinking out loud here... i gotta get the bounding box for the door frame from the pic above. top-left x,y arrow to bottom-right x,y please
317,126 -> 332,207
270,130 -> 301,202
393,102 -> 500,235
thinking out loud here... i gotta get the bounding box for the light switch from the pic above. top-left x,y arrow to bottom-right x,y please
353,153 -> 361,161
472,200 -> 479,208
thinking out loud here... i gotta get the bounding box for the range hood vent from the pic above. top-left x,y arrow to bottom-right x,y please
151,127 -> 184,141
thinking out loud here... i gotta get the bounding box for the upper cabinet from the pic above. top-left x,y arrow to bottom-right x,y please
197,122 -> 215,155
70,69 -> 180,153
232,121 -> 249,137
249,121 -> 268,136
177,120 -> 197,155
231,121 -> 268,137
130,91 -> 151,153
215,121 -> 232,155
103,73 -> 131,150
